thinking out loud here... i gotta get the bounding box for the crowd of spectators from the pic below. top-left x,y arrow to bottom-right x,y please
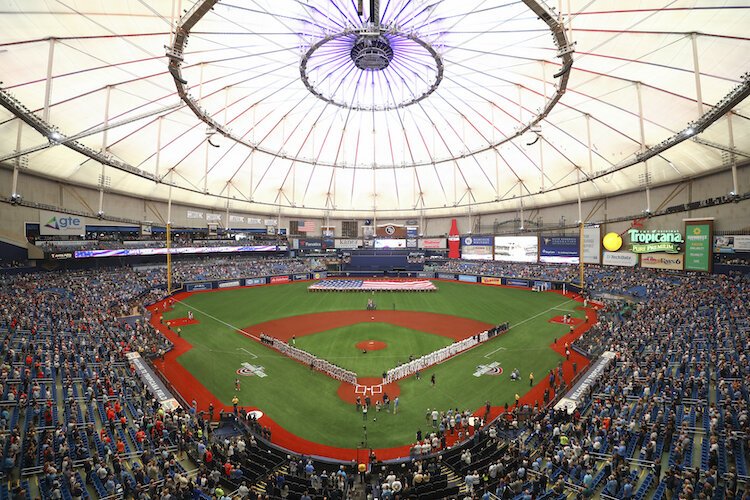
0,256 -> 325,498
417,267 -> 750,499
431,260 -> 579,282
33,233 -> 287,253
0,253 -> 748,498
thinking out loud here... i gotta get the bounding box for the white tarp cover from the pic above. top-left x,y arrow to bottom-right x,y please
1,1 -> 748,217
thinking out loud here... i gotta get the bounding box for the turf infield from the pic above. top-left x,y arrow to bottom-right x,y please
161,280 -> 586,449
295,322 -> 453,376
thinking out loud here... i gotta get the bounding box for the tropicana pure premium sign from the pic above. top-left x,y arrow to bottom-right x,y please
628,229 -> 683,254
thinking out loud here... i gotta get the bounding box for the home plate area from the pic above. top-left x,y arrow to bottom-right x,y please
337,377 -> 401,404
355,384 -> 383,396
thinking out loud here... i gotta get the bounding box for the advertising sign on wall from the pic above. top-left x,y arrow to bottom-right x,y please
270,276 -> 290,284
420,238 -> 447,249
461,235 -> 494,261
494,236 -> 538,263
126,352 -> 180,410
628,229 -> 683,253
297,239 -> 323,249
684,220 -> 712,272
376,224 -> 407,238
506,279 -> 530,287
75,245 -> 281,258
582,226 -> 601,264
218,280 -> 241,288
49,252 -> 73,260
448,219 -> 460,259
244,278 -> 266,286
186,283 -> 213,291
39,210 -> 86,236
458,274 -> 478,283
602,251 -> 638,267
640,252 -> 684,270
714,235 -> 750,253
481,277 -> 503,286
437,273 -> 455,280
540,236 -> 580,264
335,239 -> 361,249
555,352 -> 616,414
374,239 -> 406,249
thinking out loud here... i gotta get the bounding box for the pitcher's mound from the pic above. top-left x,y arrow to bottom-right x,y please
355,340 -> 387,351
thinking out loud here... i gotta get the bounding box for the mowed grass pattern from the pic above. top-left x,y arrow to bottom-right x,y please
295,323 -> 453,376
163,281 -> 585,448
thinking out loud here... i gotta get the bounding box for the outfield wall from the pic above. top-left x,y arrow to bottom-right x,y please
181,272 -> 327,291
179,270 -> 582,295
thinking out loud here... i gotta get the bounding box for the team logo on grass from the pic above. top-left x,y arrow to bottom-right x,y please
236,363 -> 267,377
473,362 -> 503,377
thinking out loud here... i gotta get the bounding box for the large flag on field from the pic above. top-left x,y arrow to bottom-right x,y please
309,279 -> 437,291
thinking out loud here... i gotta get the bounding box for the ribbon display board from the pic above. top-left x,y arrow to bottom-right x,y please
684,219 -> 713,272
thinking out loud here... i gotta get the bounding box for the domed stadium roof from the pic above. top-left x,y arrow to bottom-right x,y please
1,0 -> 748,217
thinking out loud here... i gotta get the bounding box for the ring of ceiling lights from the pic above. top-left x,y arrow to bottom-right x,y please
167,0 -> 574,170
299,28 -> 444,112
0,1 -> 744,215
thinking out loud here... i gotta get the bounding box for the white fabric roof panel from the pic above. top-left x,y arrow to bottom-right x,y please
0,0 -> 748,217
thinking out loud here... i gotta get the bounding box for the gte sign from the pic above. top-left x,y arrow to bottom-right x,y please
45,215 -> 82,231
628,229 -> 683,254
39,210 -> 86,235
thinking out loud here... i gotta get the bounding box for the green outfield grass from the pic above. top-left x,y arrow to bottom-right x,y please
162,281 -> 585,448
295,322 -> 453,376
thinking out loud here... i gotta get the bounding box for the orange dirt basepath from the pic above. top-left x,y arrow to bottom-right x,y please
355,340 -> 388,351
241,310 -> 494,341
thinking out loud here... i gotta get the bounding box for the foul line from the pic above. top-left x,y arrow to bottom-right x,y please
483,346 -> 507,357
553,306 -> 577,313
484,299 -> 574,358
238,347 -> 258,359
172,300 -> 260,341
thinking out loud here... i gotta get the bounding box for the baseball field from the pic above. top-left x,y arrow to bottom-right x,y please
155,280 -> 590,454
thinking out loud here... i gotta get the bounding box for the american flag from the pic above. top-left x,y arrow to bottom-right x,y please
309,279 -> 436,291
360,280 -> 436,291
297,220 -> 316,233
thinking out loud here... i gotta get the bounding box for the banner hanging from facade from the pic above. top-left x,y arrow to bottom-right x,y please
714,235 -> 750,253
540,236 -> 579,264
582,226 -> 601,264
420,238 -> 447,249
460,235 -> 494,260
684,220 -> 713,272
602,251 -> 638,267
125,352 -> 180,411
640,252 -> 684,270
39,210 -> 87,236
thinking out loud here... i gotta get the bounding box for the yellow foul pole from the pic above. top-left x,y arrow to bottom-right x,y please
579,222 -> 585,292
167,223 -> 172,295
